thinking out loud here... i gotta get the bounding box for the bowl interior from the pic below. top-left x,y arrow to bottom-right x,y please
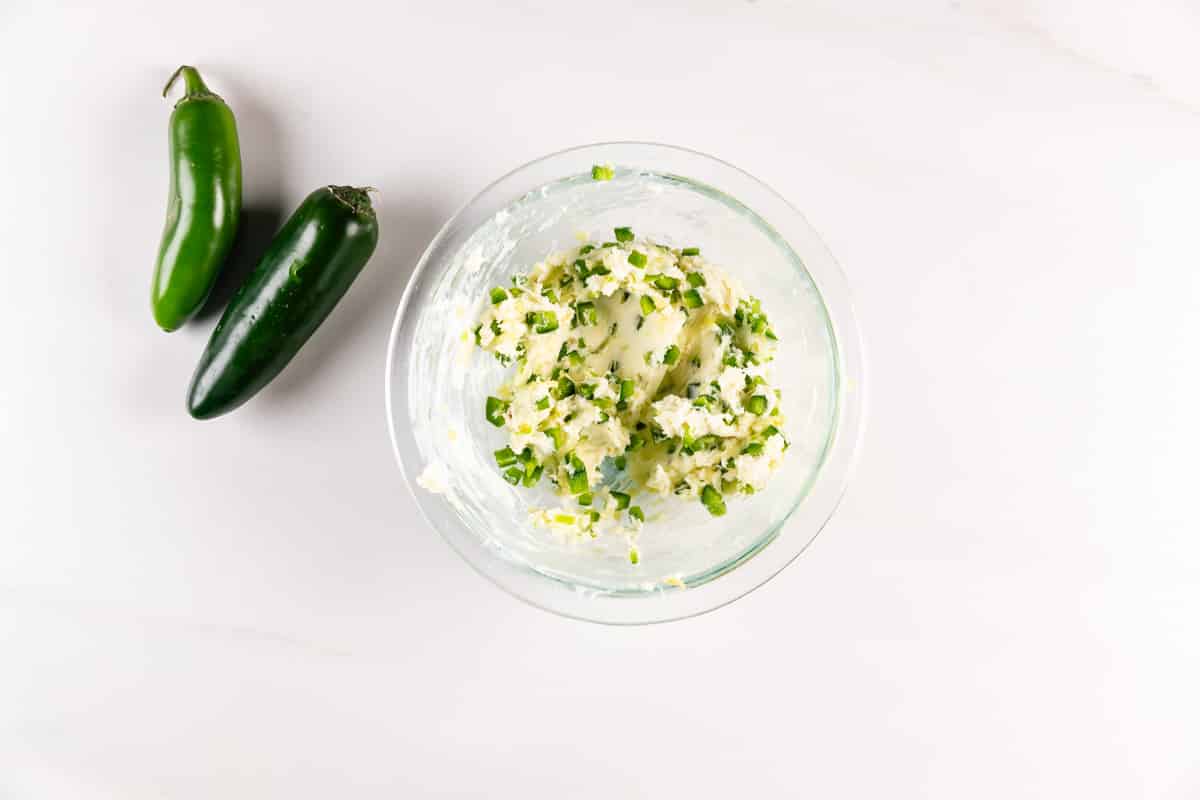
393,155 -> 839,601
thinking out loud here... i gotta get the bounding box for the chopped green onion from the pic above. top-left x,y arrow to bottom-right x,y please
765,328 -> 778,341
578,383 -> 596,399
629,549 -> 639,565
536,396 -> 551,410
611,491 -> 631,510
614,226 -> 634,242
494,447 -> 517,467
763,425 -> 780,438
489,319 -> 502,336
579,244 -> 595,255
628,250 -> 648,268
686,271 -> 706,287
602,241 -> 618,248
694,434 -> 721,451
575,301 -> 597,326
629,506 -> 645,523
682,289 -> 703,308
472,324 -> 482,346
485,396 -> 508,427
490,287 -> 508,305
614,455 -> 627,471
566,350 -> 584,366
559,274 -> 574,288
578,492 -> 593,506
591,164 -> 614,181
542,289 -> 559,304
503,467 -> 523,485
640,295 -> 656,316
681,247 -> 700,256
569,453 -> 585,472
747,395 -> 768,415
619,378 -> 635,401
741,442 -> 764,456
568,470 -> 589,495
701,485 -> 726,516
545,427 -> 566,450
554,513 -> 576,525
751,316 -> 767,334
590,510 -> 601,522
662,345 -> 680,365
652,274 -> 679,290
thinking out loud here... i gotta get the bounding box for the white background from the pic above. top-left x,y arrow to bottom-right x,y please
2,1 -> 1198,796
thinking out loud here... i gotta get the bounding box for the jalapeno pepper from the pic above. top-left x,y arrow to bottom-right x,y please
186,186 -> 379,419
151,65 -> 242,331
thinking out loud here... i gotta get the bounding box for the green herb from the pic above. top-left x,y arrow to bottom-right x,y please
485,396 -> 508,427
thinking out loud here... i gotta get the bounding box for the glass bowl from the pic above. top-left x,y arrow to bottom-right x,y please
386,142 -> 864,624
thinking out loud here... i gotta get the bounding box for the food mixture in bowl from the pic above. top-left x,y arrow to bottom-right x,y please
470,227 -> 789,562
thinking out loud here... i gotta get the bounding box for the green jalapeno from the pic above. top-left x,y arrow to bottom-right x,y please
151,65 -> 242,331
186,186 -> 379,419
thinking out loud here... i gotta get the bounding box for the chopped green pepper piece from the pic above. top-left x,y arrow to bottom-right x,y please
552,376 -> 576,400
701,484 -> 726,516
747,395 -> 768,415
682,289 -> 703,308
575,301 -> 597,326
536,396 -> 551,410
614,226 -> 634,242
628,250 -> 647,268
652,275 -> 679,290
578,492 -> 593,506
485,396 -> 508,427
640,295 -> 656,316
686,271 -> 706,287
545,427 -> 566,450
490,287 -> 508,305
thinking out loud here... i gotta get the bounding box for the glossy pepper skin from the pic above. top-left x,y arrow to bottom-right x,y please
151,66 -> 242,331
187,186 -> 379,419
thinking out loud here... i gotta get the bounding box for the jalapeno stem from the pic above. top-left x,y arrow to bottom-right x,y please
162,65 -> 212,99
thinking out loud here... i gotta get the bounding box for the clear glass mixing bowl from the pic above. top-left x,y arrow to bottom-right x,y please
386,142 -> 864,624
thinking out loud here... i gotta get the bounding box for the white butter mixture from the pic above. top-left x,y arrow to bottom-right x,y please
472,228 -> 788,556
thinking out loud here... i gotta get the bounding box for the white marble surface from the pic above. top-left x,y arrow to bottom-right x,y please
2,1 -> 1198,796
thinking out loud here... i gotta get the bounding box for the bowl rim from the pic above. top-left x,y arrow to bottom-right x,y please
385,140 -> 866,624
